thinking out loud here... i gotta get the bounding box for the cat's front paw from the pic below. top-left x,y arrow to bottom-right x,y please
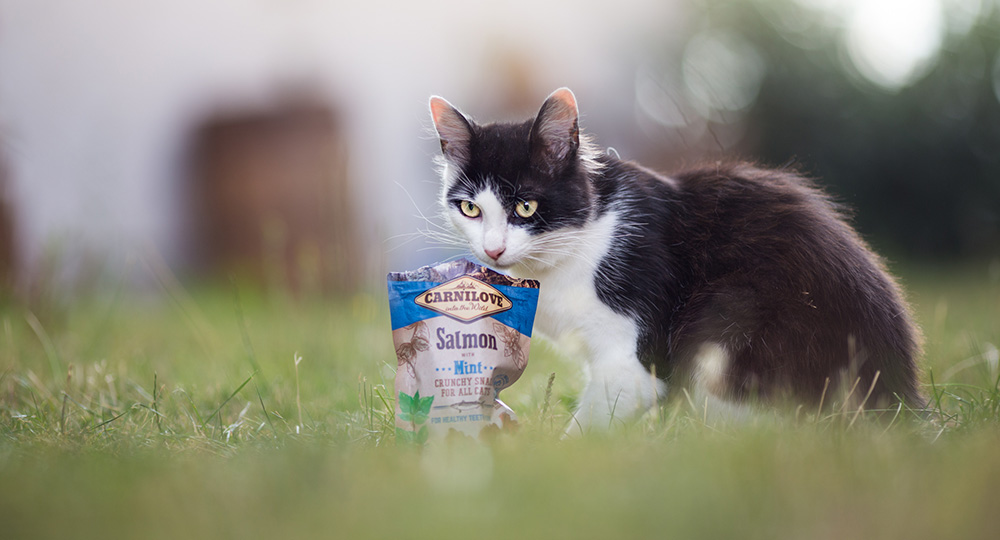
563,398 -> 633,437
564,373 -> 665,436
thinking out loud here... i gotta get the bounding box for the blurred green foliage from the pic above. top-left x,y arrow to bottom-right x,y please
654,0 -> 1000,257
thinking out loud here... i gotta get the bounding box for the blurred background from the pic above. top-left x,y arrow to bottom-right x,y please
0,0 -> 998,299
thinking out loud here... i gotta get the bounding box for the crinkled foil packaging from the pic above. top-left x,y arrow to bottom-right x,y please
387,259 -> 540,443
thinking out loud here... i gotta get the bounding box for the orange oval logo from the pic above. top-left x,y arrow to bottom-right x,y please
415,276 -> 512,323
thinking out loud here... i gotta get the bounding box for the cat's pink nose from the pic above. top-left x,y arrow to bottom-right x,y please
485,247 -> 505,261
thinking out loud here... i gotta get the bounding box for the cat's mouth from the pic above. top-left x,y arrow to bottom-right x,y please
479,252 -> 515,270
485,257 -> 512,270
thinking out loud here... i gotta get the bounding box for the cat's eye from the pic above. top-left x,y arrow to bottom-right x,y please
459,200 -> 481,218
515,200 -> 538,218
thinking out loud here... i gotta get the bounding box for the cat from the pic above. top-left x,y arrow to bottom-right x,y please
428,87 -> 924,432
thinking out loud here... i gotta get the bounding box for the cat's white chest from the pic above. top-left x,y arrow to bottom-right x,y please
509,210 -> 664,430
533,268 -> 596,339
512,212 -> 623,342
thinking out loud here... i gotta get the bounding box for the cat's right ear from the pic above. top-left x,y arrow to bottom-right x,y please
430,97 -> 473,167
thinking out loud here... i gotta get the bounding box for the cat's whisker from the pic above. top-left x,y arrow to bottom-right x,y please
414,250 -> 469,264
393,179 -> 437,218
421,212 -> 458,233
384,231 -> 442,254
520,255 -> 558,270
386,179 -> 482,258
524,242 -> 603,267
417,237 -> 466,250
415,227 -> 462,241
385,230 -> 440,244
413,235 -> 463,248
413,225 -> 453,242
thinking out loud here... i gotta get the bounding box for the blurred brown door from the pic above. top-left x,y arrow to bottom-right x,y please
188,101 -> 359,295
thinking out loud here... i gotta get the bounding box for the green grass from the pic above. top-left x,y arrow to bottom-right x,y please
1,260 -> 999,539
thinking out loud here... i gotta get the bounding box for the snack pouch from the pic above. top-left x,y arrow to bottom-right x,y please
387,259 -> 540,443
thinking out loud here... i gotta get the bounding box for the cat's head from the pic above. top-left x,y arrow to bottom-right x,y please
429,88 -> 601,271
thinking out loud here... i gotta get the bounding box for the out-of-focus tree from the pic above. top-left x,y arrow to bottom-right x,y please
639,0 -> 1000,257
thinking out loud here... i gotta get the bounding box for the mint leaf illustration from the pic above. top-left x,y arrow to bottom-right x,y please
396,427 -> 415,445
398,391 -> 415,423
398,391 -> 433,424
418,394 -> 434,414
395,425 -> 430,447
411,392 -> 433,424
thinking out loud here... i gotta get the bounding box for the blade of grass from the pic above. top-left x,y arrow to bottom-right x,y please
838,376 -> 863,414
540,372 -> 555,426
374,385 -> 394,423
880,402 -> 904,436
59,366 -> 72,435
135,403 -> 166,419
83,255 -> 133,358
63,393 -> 98,417
847,371 -> 881,430
87,407 -> 130,432
294,353 -> 303,432
28,388 -> 42,424
25,311 -> 62,380
254,380 -> 277,439
60,392 -> 68,435
140,245 -> 217,356
359,376 -> 373,433
816,377 -> 830,420
153,372 -> 162,433
928,368 -> 944,425
3,317 -> 13,364
175,388 -> 205,434
202,371 -> 257,430
231,279 -> 268,393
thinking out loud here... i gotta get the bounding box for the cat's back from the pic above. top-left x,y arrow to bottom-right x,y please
670,163 -> 856,272
597,160 -> 855,289
604,161 -> 924,407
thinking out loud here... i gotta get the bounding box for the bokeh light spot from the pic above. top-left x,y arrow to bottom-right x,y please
682,30 -> 766,119
844,0 -> 944,91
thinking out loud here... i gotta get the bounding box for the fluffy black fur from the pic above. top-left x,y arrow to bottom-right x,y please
594,160 -> 924,407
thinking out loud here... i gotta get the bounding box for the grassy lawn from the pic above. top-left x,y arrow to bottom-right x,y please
1,260 -> 999,539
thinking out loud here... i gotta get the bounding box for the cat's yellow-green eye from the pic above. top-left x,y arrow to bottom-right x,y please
459,200 -> 481,218
515,199 -> 538,218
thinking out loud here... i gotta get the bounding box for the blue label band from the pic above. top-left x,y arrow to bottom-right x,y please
388,279 -> 539,336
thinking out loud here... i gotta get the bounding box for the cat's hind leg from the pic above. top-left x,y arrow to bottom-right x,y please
684,342 -> 756,424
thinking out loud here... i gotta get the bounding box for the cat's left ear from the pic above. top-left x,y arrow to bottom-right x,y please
530,88 -> 580,175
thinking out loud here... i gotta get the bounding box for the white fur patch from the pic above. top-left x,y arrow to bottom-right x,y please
688,343 -> 753,424
474,191 -> 507,258
693,342 -> 728,395
438,162 -> 461,191
509,211 -> 666,433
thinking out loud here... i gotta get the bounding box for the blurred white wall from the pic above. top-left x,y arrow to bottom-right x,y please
0,0 -> 681,283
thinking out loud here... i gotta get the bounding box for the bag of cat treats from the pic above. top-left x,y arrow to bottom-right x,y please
387,259 -> 540,444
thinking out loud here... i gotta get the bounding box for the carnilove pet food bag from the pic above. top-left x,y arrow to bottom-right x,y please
387,259 -> 540,443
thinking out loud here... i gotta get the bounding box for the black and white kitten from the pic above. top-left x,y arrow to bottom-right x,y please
429,88 -> 923,432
